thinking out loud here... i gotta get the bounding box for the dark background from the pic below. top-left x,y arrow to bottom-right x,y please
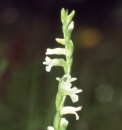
0,0 -> 122,130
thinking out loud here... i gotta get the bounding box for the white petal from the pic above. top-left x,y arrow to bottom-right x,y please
47,126 -> 54,130
55,38 -> 65,45
68,21 -> 74,30
45,56 -> 51,62
46,48 -> 66,55
69,88 -> 82,102
43,61 -> 47,65
61,106 -> 82,120
46,66 -> 52,72
60,81 -> 82,102
56,77 -> 60,81
61,81 -> 72,90
62,74 -> 77,82
43,56 -> 51,65
56,74 -> 77,83
60,118 -> 68,126
70,94 -> 78,103
70,78 -> 77,82
70,87 -> 82,94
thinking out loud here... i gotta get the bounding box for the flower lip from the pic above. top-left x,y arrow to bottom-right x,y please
43,56 -> 52,72
43,56 -> 51,65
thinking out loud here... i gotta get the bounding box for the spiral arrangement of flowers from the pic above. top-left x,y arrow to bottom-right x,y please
43,8 -> 82,130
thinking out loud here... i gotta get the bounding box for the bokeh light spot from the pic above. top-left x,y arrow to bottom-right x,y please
75,27 -> 103,49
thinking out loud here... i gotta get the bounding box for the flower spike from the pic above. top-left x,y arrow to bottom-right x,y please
43,8 -> 82,130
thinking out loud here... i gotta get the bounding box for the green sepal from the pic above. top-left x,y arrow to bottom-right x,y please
66,10 -> 75,26
56,92 -> 63,111
65,9 -> 68,18
65,58 -> 73,74
67,40 -> 74,58
64,39 -> 74,74
62,24 -> 67,38
61,8 -> 68,24
66,21 -> 74,42
58,59 -> 66,65
61,8 -> 65,24
55,38 -> 65,45
56,59 -> 66,70
53,112 -> 61,130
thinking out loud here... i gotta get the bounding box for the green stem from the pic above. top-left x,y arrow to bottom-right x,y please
59,96 -> 66,110
53,8 -> 75,130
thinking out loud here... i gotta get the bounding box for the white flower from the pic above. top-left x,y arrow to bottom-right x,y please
59,118 -> 68,130
65,86 -> 82,103
61,106 -> 82,120
43,56 -> 65,72
46,48 -> 66,55
60,118 -> 68,127
47,126 -> 54,130
56,74 -> 82,103
43,56 -> 53,72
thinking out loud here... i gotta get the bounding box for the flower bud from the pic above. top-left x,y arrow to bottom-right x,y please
61,8 -> 66,23
67,10 -> 75,26
55,38 -> 65,45
47,126 -> 54,130
46,48 -> 66,55
59,118 -> 68,130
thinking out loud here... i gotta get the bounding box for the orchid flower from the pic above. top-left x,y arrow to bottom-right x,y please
43,56 -> 65,72
60,106 -> 82,120
56,74 -> 82,103
46,48 -> 66,55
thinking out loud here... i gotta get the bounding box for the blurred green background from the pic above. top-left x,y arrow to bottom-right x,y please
0,0 -> 122,130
